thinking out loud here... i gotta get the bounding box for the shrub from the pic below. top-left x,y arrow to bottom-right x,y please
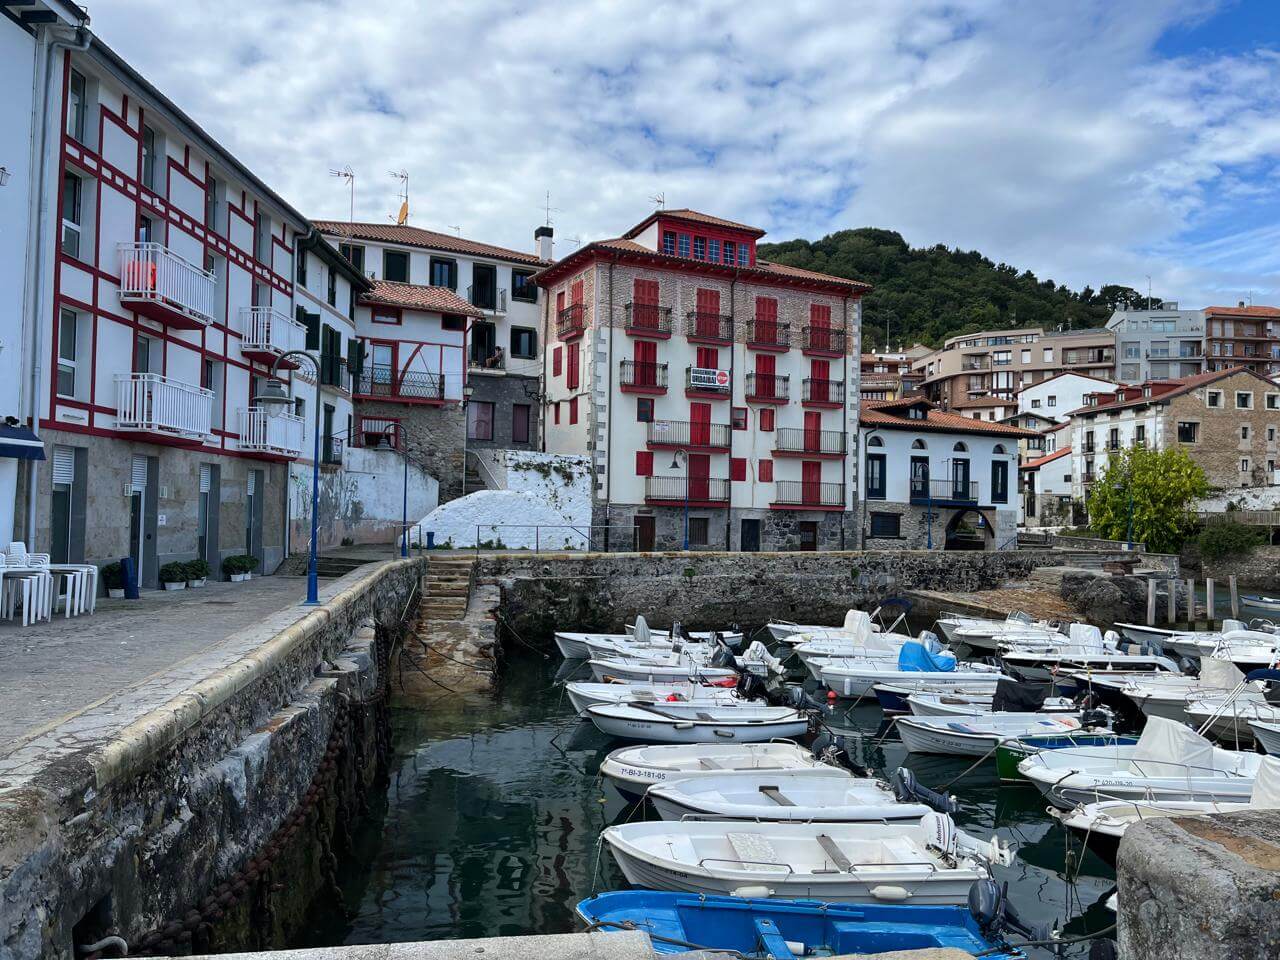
185,559 -> 211,580
159,561 -> 188,584
221,554 -> 260,576
1197,521 -> 1265,561
100,561 -> 124,590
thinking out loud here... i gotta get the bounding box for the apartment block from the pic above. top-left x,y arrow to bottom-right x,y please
1107,303 -> 1205,382
1203,304 -> 1280,376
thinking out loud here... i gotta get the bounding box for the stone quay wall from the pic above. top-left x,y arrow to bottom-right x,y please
476,549 -> 1056,638
0,559 -> 422,960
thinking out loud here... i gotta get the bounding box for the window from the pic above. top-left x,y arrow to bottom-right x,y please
1030,398 -> 1041,408
662,231 -> 676,255
1135,424 -> 1146,445
510,327 -> 537,358
512,269 -> 537,303
1269,426 -> 1277,442
568,396 -> 579,424
759,408 -> 775,432
1108,427 -> 1120,449
141,125 -> 159,190
1236,391 -> 1254,410
61,172 -> 82,258
371,306 -> 400,325
254,210 -> 270,263
991,461 -> 1009,504
384,250 -> 410,283
1021,349 -> 1031,364
677,234 -> 690,257
1207,390 -> 1222,408
66,70 -> 87,142
552,346 -> 563,377
730,457 -> 746,481
865,453 -> 886,500
759,459 -> 773,482
327,268 -> 337,307
1266,393 -> 1280,410
467,401 -> 495,441
869,513 -> 901,538
1043,347 -> 1053,363
552,402 -> 560,425
688,517 -> 709,546
1177,421 -> 1200,443
205,176 -> 222,232
296,250 -> 307,286
1241,457 -> 1251,473
339,243 -> 365,272
512,404 -> 531,444
636,451 -> 653,476
737,244 -> 749,265
731,407 -> 748,431
708,239 -> 721,263
1242,425 -> 1251,440
566,342 -> 580,389
56,309 -> 77,398
723,241 -> 735,265
471,264 -> 497,309
636,397 -> 654,422
693,237 -> 706,260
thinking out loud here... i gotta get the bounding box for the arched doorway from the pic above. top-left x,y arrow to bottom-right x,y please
944,508 -> 994,550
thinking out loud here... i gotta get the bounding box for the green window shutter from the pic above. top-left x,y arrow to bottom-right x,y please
302,309 -> 320,350
347,337 -> 364,378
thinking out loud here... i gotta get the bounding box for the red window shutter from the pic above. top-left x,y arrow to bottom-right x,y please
810,303 -> 831,328
755,352 -> 775,376
553,402 -> 560,425
553,345 -> 562,377
571,279 -> 584,305
634,279 -> 658,305
696,288 -> 721,314
759,408 -> 775,431
730,457 -> 747,482
568,397 -> 578,424
636,451 -> 653,476
567,342 -> 579,389
759,459 -> 773,482
556,290 -> 565,314
755,297 -> 777,322
811,358 -> 830,380
696,347 -> 718,369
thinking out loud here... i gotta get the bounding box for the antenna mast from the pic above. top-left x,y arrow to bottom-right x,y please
389,170 -> 409,225
649,192 -> 665,210
542,190 -> 560,228
329,165 -> 355,222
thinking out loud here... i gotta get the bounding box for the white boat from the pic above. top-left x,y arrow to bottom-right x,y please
557,615 -> 741,658
1018,715 -> 1264,808
935,611 -> 1062,652
1242,595 -> 1280,613
820,641 -> 1006,699
1162,627 -> 1278,665
585,702 -> 810,743
646,772 -> 936,823
602,815 -> 1011,905
1250,719 -> 1280,754
599,742 -> 842,800
583,637 -> 713,662
770,609 -> 897,645
905,692 -> 993,717
1186,694 -> 1278,744
563,681 -> 743,716
1082,658 -> 1244,723
897,713 -> 1085,757
998,625 -> 1181,682
1053,755 -> 1280,865
589,656 -> 738,684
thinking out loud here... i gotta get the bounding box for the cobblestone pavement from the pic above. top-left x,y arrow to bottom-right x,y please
0,576 -> 337,785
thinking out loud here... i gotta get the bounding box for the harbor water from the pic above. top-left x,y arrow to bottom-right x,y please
294,644 -> 1119,957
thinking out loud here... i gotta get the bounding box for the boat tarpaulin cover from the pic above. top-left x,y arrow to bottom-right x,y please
992,678 -> 1049,712
0,425 -> 45,460
898,641 -> 957,673
1251,756 -> 1280,806
1201,657 -> 1245,690
1127,716 -> 1214,776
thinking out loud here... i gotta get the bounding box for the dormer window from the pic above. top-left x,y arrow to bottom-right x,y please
677,234 -> 690,257
662,231 -> 676,255
723,241 -> 736,265
737,243 -> 749,266
693,237 -> 706,260
907,406 -> 926,420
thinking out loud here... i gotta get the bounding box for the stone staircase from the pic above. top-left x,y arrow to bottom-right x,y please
420,558 -> 474,620
315,555 -> 373,579
398,556 -> 499,695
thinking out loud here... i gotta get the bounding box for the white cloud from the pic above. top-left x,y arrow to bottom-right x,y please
90,0 -> 1280,305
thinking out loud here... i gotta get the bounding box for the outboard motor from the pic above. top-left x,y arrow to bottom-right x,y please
709,643 -> 736,670
1089,939 -> 1119,960
670,621 -> 686,642
968,879 -> 1048,942
891,767 -> 958,815
1079,707 -> 1112,730
919,630 -> 943,654
737,673 -> 769,702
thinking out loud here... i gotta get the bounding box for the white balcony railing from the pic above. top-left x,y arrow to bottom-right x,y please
116,373 -> 213,439
240,306 -> 307,359
118,241 -> 216,327
238,407 -> 304,457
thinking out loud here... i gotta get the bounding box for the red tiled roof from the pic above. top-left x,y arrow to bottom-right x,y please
624,208 -> 766,239
1020,447 -> 1072,471
861,400 -> 1040,438
1062,366 -> 1267,416
314,220 -> 546,266
1014,370 -> 1115,394
950,395 -> 1011,409
361,280 -> 485,318
1202,304 -> 1280,318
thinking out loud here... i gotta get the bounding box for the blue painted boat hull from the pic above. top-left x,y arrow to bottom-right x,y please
576,890 -> 1023,959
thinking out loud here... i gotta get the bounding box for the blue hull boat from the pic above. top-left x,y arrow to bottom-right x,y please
577,890 -> 1024,959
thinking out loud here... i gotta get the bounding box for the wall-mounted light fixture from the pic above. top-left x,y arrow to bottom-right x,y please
0,166 -> 11,187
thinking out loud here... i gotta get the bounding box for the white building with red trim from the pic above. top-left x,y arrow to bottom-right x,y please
534,209 -> 866,552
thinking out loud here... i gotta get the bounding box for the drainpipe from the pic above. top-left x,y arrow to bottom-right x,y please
841,295 -> 851,550
604,260 -> 614,550
24,23 -> 92,547
727,274 -> 736,551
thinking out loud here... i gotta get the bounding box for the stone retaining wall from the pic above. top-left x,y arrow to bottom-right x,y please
477,549 -> 1055,637
0,559 -> 422,960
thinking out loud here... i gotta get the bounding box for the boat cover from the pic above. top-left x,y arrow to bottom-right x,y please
1250,756 -> 1280,807
898,642 -> 957,673
841,609 -> 873,641
992,678 -> 1048,713
1201,657 -> 1245,690
1067,623 -> 1106,654
634,616 -> 651,644
1127,716 -> 1215,776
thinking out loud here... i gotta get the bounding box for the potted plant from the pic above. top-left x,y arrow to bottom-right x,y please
186,559 -> 210,588
159,561 -> 188,591
240,554 -> 260,580
223,555 -> 247,582
101,561 -> 125,599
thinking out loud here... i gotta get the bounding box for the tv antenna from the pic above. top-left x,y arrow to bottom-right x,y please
541,190 -> 559,228
389,170 -> 409,225
649,192 -> 665,210
448,224 -> 462,237
566,234 -> 583,251
329,165 -> 355,222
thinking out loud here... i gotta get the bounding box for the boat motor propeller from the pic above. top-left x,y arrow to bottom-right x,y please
1079,706 -> 1113,730
891,767 -> 958,815
968,879 -> 1048,942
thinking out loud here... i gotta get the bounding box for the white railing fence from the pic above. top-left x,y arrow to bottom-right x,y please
116,373 -> 213,438
241,306 -> 307,356
238,407 -> 304,456
118,242 -> 216,325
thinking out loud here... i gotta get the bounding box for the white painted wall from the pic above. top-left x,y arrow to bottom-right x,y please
857,426 -> 1018,511
1019,373 -> 1114,423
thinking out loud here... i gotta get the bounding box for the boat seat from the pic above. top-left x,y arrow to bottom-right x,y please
758,786 -> 796,807
699,758 -> 725,770
815,834 -> 853,872
726,832 -> 783,868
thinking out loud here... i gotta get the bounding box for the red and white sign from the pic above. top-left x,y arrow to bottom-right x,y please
690,367 -> 730,390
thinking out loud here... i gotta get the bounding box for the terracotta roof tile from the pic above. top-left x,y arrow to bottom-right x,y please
624,208 -> 766,238
362,280 -> 485,318
314,220 -> 546,266
950,396 -> 1011,409
1063,366 -> 1265,416
1021,447 -> 1072,470
861,400 -> 1040,438
1202,304 -> 1280,318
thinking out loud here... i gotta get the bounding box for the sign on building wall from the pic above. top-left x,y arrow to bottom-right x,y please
689,367 -> 730,390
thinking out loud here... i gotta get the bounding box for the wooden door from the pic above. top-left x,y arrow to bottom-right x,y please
690,401 -> 712,446
634,515 -> 656,551
802,461 -> 822,505
688,453 -> 710,501
634,339 -> 657,386
803,411 -> 822,453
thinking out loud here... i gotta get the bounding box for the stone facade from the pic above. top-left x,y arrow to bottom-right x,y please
604,504 -> 851,552
354,398 -> 466,503
31,430 -> 287,586
1165,371 -> 1280,488
859,501 -> 1018,550
466,371 -> 541,452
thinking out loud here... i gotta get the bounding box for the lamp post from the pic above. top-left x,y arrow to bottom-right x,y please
255,351 -> 321,606
670,448 -> 689,551
460,382 -> 475,497
857,429 -> 879,549
378,435 -> 411,558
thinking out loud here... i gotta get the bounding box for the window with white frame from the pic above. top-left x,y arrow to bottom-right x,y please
1242,424 -> 1251,440
66,70 -> 87,142
61,171 -> 83,259
1207,390 -> 1222,408
1236,391 -> 1254,409
56,309 -> 78,398
1266,393 -> 1280,410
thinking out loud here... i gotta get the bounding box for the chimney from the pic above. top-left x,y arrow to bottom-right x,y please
1239,300 -> 1246,308
535,226 -> 554,261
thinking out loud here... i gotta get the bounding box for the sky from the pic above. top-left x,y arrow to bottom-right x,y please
94,0 -> 1280,308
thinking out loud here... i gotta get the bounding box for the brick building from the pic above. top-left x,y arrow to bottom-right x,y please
534,209 -> 867,552
1202,304 -> 1280,376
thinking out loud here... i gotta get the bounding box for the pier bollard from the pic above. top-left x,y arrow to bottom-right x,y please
1166,578 -> 1176,624
1186,577 -> 1196,626
1147,579 -> 1157,626
1230,575 -> 1240,620
1206,578 -> 1215,627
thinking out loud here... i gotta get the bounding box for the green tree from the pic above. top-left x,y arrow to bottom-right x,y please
1086,447 -> 1207,553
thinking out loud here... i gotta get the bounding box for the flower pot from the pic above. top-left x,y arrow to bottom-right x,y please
107,588 -> 125,599
163,581 -> 186,591
230,573 -> 246,583
243,572 -> 253,580
187,578 -> 206,588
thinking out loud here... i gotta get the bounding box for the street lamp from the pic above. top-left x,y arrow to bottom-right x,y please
857,429 -> 879,549
460,382 -> 475,497
670,448 -> 690,551
377,435 -> 411,558
255,351 -> 321,606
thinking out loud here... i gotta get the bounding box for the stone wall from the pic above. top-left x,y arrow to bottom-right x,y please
477,549 -> 1052,638
1186,543 -> 1280,589
0,559 -> 422,959
354,398 -> 466,502
1167,372 -> 1280,489
466,371 -> 541,451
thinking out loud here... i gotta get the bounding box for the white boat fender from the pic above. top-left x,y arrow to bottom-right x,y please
729,885 -> 773,899
870,885 -> 912,902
